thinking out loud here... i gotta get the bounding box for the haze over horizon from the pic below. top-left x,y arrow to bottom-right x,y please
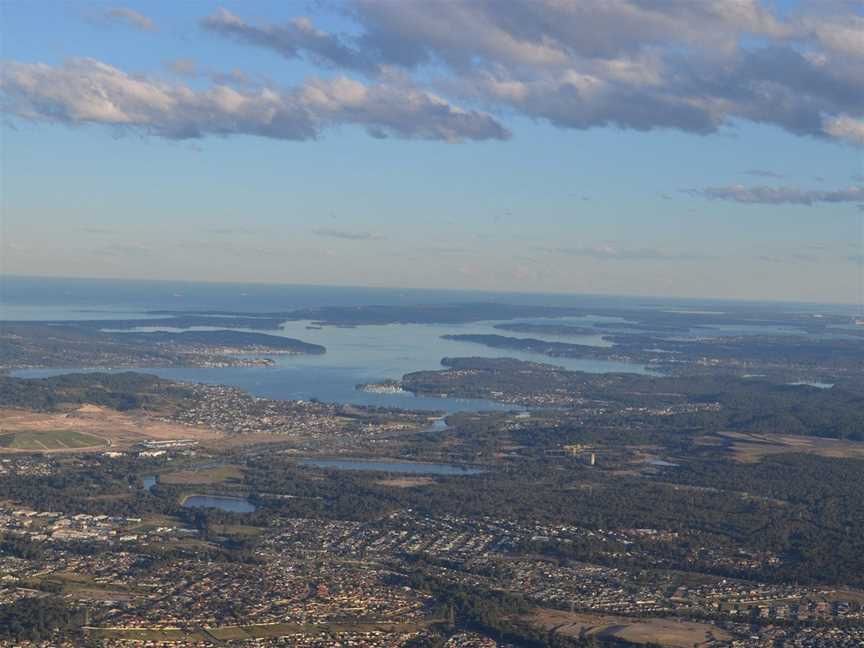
1,0 -> 863,303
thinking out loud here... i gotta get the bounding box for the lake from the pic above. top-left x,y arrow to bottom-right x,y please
14,317 -> 653,413
297,458 -> 485,475
10,276 -> 849,413
789,381 -> 834,389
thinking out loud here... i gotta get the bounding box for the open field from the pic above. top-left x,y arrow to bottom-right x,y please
699,431 -> 864,463
373,477 -> 436,488
0,405 -> 222,454
22,571 -> 137,602
529,608 -> 730,647
0,429 -> 107,450
157,465 -> 244,485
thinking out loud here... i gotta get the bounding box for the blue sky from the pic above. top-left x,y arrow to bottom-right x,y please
1,1 -> 862,302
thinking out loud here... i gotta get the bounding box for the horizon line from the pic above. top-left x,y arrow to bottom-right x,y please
1,272 -> 859,310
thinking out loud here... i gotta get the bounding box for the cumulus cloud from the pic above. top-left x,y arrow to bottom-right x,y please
104,7 -> 157,32
824,116 -> 864,146
688,184 -> 864,205
313,227 -> 385,241
202,9 -> 375,73
0,58 -> 509,142
197,1 -> 863,145
6,1 -> 863,146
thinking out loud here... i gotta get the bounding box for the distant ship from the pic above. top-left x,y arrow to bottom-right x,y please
856,319 -> 864,326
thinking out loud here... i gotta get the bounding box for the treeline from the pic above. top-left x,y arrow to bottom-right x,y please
0,458 -> 176,517
403,565 -> 579,647
672,453 -> 864,585
0,371 -> 193,411
122,329 -> 325,354
402,563 -> 646,647
241,449 -> 864,587
441,329 -> 863,373
0,596 -> 84,643
406,357 -> 864,440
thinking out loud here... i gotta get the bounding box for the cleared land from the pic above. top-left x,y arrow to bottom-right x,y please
700,431 -> 864,463
0,404 -> 221,454
0,429 -> 106,451
373,477 -> 436,488
529,608 -> 730,647
157,465 -> 244,485
21,571 -> 137,602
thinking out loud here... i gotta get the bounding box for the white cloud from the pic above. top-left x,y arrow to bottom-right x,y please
104,7 -> 157,32
4,1 -> 862,146
824,116 -> 864,146
199,1 -> 864,145
688,184 -> 864,205
0,58 -> 509,142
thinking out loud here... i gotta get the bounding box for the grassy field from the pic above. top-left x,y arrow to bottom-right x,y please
0,429 -> 106,450
22,571 -> 137,601
0,405 -> 223,454
157,465 -> 244,485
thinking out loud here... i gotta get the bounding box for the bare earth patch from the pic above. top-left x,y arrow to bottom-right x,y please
373,477 -> 435,488
529,608 -> 730,647
0,405 -> 222,454
697,431 -> 864,463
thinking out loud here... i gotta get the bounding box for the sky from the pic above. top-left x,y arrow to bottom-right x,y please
0,0 -> 862,303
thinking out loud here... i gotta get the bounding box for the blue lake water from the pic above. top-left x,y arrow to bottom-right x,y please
13,318 -> 653,412
788,381 -> 834,389
297,458 -> 484,475
13,365 -> 518,413
7,276 -> 854,413
142,475 -> 157,492
182,495 -> 256,513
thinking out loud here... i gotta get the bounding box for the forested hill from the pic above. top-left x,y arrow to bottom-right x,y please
404,357 -> 864,440
0,372 -> 194,411
123,330 -> 325,353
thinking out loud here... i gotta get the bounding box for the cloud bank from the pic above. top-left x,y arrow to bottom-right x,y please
199,1 -> 864,145
0,59 -> 508,142
689,185 -> 864,205
2,1 -> 863,145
